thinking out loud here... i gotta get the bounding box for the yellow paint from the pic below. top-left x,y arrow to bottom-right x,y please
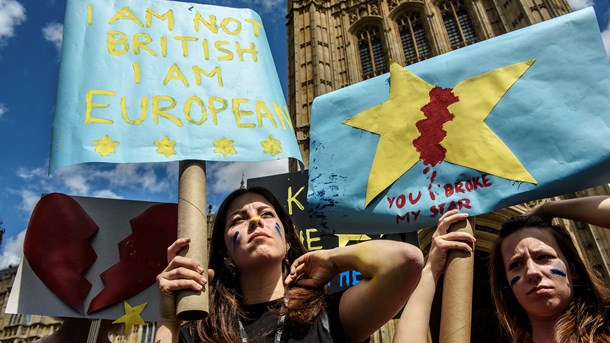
154,136 -> 177,157
213,136 -> 237,157
174,36 -> 198,57
164,64 -> 189,87
250,216 -> 260,222
344,61 -> 536,207
152,96 -> 183,127
160,36 -> 167,57
261,135 -> 282,156
255,101 -> 278,128
93,135 -> 120,156
335,234 -> 372,248
444,59 -> 537,184
120,96 -> 146,124
132,62 -> 141,84
145,8 -> 174,31
87,4 -> 92,25
287,186 -> 305,215
193,66 -> 223,87
220,17 -> 241,35
245,18 -> 263,37
208,96 -> 228,125
193,13 -> 217,33
272,103 -> 293,130
113,301 -> 147,337
133,33 -> 157,56
232,98 -> 256,128
235,42 -> 258,62
184,96 -> 208,125
215,41 -> 233,61
201,39 -> 209,60
85,90 -> 115,124
108,7 -> 143,27
107,30 -> 128,56
305,228 -> 322,251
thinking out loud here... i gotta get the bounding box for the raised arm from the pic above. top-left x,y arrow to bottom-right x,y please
154,238 -> 211,343
393,210 -> 474,343
285,238 -> 424,343
527,195 -> 610,228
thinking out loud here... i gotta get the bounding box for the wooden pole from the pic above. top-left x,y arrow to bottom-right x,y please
176,160 -> 209,320
439,217 -> 475,343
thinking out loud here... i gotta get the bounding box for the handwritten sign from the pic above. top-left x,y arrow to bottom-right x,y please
50,0 -> 302,172
7,195 -> 175,321
307,8 -> 610,233
248,171 -> 419,292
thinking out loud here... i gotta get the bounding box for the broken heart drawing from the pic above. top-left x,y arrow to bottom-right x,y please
23,193 -> 177,314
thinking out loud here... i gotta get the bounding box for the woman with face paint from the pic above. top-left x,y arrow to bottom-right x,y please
393,196 -> 610,343
155,187 -> 423,343
489,196 -> 610,343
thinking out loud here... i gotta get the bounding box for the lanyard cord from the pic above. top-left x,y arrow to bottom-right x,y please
238,298 -> 287,343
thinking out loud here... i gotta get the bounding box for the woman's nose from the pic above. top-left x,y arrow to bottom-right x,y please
525,259 -> 543,282
248,216 -> 262,231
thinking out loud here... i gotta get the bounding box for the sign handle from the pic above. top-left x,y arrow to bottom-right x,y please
176,160 -> 209,320
439,217 -> 475,343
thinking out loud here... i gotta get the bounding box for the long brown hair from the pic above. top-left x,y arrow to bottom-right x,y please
490,216 -> 610,343
192,187 -> 326,342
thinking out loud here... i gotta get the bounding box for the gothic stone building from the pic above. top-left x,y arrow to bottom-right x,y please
286,0 -> 610,341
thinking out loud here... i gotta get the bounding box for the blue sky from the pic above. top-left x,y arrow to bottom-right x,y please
0,0 -> 609,268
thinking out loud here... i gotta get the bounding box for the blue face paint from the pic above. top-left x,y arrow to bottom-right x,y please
232,231 -> 240,252
510,276 -> 521,287
550,269 -> 567,277
275,223 -> 283,239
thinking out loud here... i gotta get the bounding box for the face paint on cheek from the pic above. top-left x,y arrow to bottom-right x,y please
232,231 -> 240,253
550,268 -> 567,277
275,222 -> 283,239
510,276 -> 521,287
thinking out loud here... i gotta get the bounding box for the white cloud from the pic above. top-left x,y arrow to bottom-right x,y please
207,159 -> 289,194
92,189 -> 122,199
18,189 -> 41,214
0,103 -> 7,118
567,0 -> 593,10
42,22 -> 63,53
0,229 -> 25,269
0,0 -> 26,46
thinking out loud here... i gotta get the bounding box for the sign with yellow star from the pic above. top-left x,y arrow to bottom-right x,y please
307,8 -> 610,233
113,301 -> 147,336
50,0 -> 303,172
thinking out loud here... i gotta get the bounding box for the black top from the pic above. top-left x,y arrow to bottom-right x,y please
178,291 -> 366,342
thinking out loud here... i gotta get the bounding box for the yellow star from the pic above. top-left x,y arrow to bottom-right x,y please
261,135 -> 282,156
112,301 -> 147,337
93,135 -> 119,157
213,136 -> 237,158
344,61 -> 537,207
154,136 -> 177,157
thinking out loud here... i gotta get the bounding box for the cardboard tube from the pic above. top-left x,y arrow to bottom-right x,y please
439,217 -> 475,343
176,160 -> 209,320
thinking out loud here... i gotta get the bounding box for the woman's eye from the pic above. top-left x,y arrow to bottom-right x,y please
538,254 -> 553,261
508,261 -> 523,270
261,211 -> 274,218
230,217 -> 244,226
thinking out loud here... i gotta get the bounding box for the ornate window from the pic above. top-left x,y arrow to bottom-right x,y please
441,0 -> 478,49
356,24 -> 387,80
396,12 -> 432,65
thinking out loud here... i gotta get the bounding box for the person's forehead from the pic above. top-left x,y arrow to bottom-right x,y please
227,193 -> 273,213
501,228 -> 561,256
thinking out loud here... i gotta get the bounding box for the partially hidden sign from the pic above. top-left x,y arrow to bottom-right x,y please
307,8 -> 610,234
50,0 -> 302,172
7,194 -> 176,322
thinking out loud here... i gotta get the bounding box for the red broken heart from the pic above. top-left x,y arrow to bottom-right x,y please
24,193 -> 99,313
87,203 -> 177,314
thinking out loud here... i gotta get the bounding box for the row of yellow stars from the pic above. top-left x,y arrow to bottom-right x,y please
92,134 -> 283,158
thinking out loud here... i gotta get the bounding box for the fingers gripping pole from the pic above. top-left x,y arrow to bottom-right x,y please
176,160 -> 209,320
439,217 -> 475,343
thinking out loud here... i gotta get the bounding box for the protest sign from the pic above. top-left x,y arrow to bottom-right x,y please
50,0 -> 302,171
307,8 -> 610,233
7,194 -> 175,322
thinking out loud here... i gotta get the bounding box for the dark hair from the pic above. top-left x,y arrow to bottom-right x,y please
193,187 -> 325,342
490,215 -> 610,343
